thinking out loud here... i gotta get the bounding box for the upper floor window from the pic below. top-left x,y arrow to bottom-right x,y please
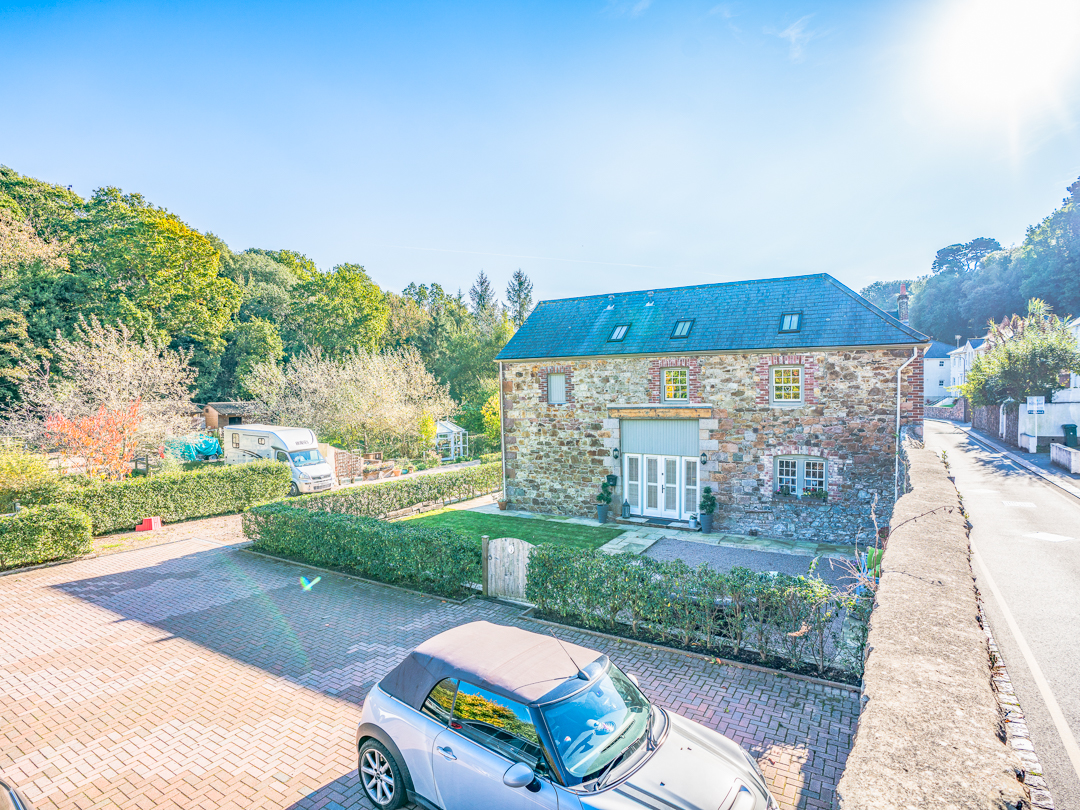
670,319 -> 694,339
778,312 -> 802,333
663,367 -> 689,401
771,366 -> 803,404
939,360 -> 945,367
609,324 -> 629,342
547,373 -> 566,404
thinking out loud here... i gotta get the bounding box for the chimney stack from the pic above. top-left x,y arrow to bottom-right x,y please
897,283 -> 909,325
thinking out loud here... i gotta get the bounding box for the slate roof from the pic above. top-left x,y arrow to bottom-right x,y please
496,273 -> 929,361
924,340 -> 955,359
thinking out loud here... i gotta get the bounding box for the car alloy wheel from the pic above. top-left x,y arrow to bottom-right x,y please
359,741 -> 404,809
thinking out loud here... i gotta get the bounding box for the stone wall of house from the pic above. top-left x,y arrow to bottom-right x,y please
502,347 -> 923,543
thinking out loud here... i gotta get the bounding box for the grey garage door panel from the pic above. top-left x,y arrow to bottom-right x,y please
621,419 -> 699,456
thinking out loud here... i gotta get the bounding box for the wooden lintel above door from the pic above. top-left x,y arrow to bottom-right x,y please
609,406 -> 714,419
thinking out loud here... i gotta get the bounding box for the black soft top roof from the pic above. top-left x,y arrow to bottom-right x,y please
378,621 -> 604,710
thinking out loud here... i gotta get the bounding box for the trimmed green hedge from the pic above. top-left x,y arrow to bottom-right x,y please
479,452 -> 501,465
296,462 -> 500,518
243,502 -> 480,597
0,504 -> 93,570
55,462 -> 292,535
526,545 -> 865,680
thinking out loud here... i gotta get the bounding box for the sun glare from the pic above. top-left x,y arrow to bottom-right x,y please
924,0 -> 1080,132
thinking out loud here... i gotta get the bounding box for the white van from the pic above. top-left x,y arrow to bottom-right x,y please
223,424 -> 335,495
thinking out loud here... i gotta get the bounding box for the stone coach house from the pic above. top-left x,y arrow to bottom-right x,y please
494,274 -> 929,543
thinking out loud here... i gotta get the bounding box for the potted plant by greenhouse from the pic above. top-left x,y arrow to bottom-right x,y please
698,486 -> 717,534
596,480 -> 613,523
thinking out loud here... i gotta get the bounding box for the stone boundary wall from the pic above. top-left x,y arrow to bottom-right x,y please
974,404 -> 1000,436
836,437 -> 1027,809
924,404 -> 963,421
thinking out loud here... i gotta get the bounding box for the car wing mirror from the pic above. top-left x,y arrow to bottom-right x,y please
503,762 -> 536,789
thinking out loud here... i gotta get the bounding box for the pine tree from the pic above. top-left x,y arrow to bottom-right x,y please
469,270 -> 496,319
505,269 -> 534,328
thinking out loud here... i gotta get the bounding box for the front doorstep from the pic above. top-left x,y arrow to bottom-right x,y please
613,517 -> 695,532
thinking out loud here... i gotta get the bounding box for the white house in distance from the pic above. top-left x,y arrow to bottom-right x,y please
923,341 -> 954,402
949,338 -> 987,394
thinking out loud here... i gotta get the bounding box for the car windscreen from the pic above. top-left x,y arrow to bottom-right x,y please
288,449 -> 323,466
540,664 -> 649,780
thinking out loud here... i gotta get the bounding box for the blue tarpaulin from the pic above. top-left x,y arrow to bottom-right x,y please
165,435 -> 222,461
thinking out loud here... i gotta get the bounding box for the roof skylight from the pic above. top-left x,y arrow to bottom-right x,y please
671,319 -> 694,339
609,324 -> 630,342
779,312 -> 802,333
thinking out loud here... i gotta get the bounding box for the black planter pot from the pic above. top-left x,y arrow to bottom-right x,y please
596,504 -> 609,524
699,513 -> 714,534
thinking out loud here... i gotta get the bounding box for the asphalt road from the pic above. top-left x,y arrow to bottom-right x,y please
925,420 -> 1080,810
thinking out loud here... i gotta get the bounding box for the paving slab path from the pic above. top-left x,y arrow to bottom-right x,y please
1,537 -> 858,810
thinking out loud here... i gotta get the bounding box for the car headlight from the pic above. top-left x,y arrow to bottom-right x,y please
298,472 -> 311,481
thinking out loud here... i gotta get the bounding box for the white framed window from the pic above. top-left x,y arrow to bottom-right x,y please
939,360 -> 945,367
774,456 -> 827,499
547,373 -> 566,404
663,367 -> 689,401
770,365 -> 803,404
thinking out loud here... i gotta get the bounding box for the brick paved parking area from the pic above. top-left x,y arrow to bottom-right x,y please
1,538 -> 859,810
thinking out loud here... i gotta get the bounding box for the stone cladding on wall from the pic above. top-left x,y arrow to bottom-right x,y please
501,347 -> 924,544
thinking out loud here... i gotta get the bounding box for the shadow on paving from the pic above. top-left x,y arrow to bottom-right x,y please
46,544 -> 857,810
50,545 -> 500,705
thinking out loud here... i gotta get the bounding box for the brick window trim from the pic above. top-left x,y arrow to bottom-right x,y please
537,365 -> 574,404
754,355 -> 819,407
762,446 -> 843,500
648,357 -> 704,404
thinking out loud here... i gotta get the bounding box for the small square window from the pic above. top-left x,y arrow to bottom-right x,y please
663,367 -> 689,401
609,324 -> 629,341
939,360 -> 945,366
547,373 -> 566,404
779,312 -> 802,333
671,319 -> 694,339
231,433 -> 240,448
258,437 -> 266,445
939,380 -> 944,386
771,366 -> 803,404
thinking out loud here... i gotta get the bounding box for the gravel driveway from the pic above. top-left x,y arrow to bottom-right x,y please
644,537 -> 855,588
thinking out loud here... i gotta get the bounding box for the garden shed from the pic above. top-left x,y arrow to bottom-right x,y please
435,420 -> 469,461
204,401 -> 270,429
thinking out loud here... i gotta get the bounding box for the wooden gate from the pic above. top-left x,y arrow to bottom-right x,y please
482,536 -> 534,602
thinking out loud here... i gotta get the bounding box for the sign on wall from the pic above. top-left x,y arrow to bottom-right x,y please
1026,396 -> 1045,415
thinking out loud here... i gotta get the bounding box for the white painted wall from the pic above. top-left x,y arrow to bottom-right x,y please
1018,401 -> 1080,439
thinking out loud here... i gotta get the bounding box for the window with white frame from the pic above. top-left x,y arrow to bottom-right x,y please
663,367 -> 689,401
774,456 -> 827,498
547,373 -> 566,404
770,366 -> 803,404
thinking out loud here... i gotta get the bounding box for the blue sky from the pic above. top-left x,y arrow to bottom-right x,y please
2,0 -> 1080,303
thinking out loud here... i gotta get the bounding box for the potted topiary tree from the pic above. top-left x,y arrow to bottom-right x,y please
596,480 -> 613,523
698,486 -> 717,534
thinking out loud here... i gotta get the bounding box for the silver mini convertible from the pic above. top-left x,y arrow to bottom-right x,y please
356,621 -> 779,810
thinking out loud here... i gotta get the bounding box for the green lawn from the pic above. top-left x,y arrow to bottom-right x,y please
401,509 -> 624,551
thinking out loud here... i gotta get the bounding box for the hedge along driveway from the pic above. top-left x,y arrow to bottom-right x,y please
60,462 -> 293,535
293,461 -> 501,519
0,504 -> 92,570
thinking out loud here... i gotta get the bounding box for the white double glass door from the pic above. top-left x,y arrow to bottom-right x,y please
624,454 -> 699,520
